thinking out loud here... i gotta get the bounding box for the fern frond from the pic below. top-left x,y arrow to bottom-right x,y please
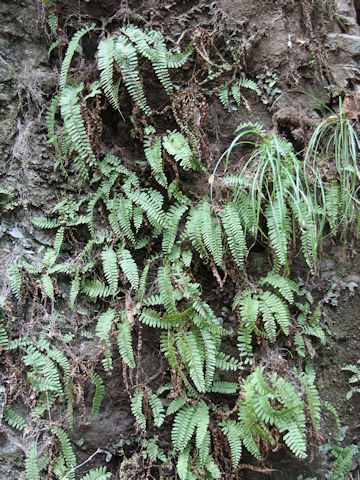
91,372 -> 104,417
41,274 -> 55,301
98,37 -> 122,113
172,405 -> 197,451
162,203 -> 188,255
117,318 -> 135,368
59,84 -> 96,166
114,35 -> 151,115
59,24 -> 95,91
131,389 -> 146,430
8,263 -> 22,300
194,400 -> 209,447
102,246 -> 118,294
25,443 -> 40,480
166,396 -> 187,416
176,445 -> 191,480
221,203 -> 246,267
118,247 -> 139,291
3,405 -> 27,430
163,130 -> 199,170
211,381 -> 238,394
158,265 -> 177,314
148,389 -> 165,427
201,202 -> 223,267
266,194 -> 291,271
81,280 -> 113,299
31,216 -> 61,229
221,419 -> 242,467
167,43 -> 194,68
259,272 -> 299,303
51,426 -> 76,472
79,467 -> 112,480
150,31 -> 173,96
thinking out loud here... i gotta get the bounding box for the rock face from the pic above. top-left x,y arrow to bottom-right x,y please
0,1 -> 359,479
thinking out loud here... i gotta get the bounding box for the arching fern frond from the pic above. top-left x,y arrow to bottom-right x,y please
59,84 -> 96,166
59,24 -> 95,91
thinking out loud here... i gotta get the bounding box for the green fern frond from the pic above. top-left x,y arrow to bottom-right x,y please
240,78 -> 261,95
163,130 -> 200,170
176,445 -> 191,480
102,246 -> 118,294
59,24 -> 95,91
167,396 -> 187,416
31,216 -> 61,229
3,405 -> 27,430
172,404 -> 197,451
117,318 -> 135,368
331,445 -> 357,480
215,351 -> 241,371
128,188 -> 167,228
167,43 -> 194,68
211,381 -> 238,394
221,419 -> 242,467
176,330 -> 206,392
91,372 -> 104,417
79,467 -> 112,480
221,203 -> 246,267
41,274 -> 55,301
150,31 -> 173,97
48,10 -> 57,35
259,272 -> 299,303
158,264 -> 177,314
51,426 -> 76,473
194,401 -> 209,447
144,126 -> 167,187
131,389 -> 146,431
81,280 -> 113,299
260,290 -> 290,338
139,308 -> 172,329
114,35 -> 151,115
148,389 -> 165,427
95,309 -> 115,340
59,84 -> 96,166
163,203 -> 188,255
218,84 -> 231,111
98,37 -> 122,113
266,194 -> 291,271
8,263 -> 22,300
118,247 -> 139,291
201,202 -> 223,267
325,181 -> 340,234
25,443 -> 40,480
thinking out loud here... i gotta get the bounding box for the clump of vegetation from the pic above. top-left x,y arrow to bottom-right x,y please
2,7 -> 359,478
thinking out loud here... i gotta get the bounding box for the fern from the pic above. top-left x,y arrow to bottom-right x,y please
8,262 -> 22,300
221,419 -> 242,467
163,130 -> 200,170
31,216 -> 61,229
221,202 -> 246,267
91,372 -> 104,417
150,31 -> 173,96
172,404 -> 197,451
177,445 -> 191,480
52,427 -> 76,480
158,264 -> 177,314
117,317 -> 135,368
41,274 -> 55,301
98,37 -> 122,113
131,389 -> 146,431
259,272 -> 299,303
80,467 -> 112,480
163,203 -> 188,255
144,126 -> 167,187
59,24 -> 95,91
95,309 -> 115,371
102,246 -> 118,293
331,444 -> 357,480
3,405 -> 27,430
118,247 -> 139,290
59,84 -> 96,167
114,35 -> 152,115
81,279 -> 113,299
201,202 -> 223,267
148,389 -> 165,427
25,444 -> 40,480
266,193 -> 291,271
